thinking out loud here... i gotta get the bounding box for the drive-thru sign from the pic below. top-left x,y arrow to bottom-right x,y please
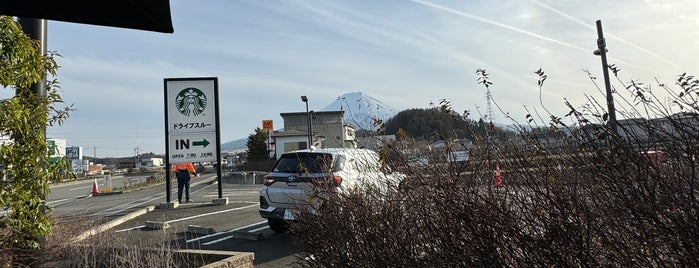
164,77 -> 223,203
164,78 -> 219,163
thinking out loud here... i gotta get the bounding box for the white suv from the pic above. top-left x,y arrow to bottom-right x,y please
259,148 -> 402,233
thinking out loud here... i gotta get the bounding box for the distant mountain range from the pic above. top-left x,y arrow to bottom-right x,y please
221,91 -> 399,152
220,138 -> 248,153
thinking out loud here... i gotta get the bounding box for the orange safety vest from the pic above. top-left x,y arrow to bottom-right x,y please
172,162 -> 195,173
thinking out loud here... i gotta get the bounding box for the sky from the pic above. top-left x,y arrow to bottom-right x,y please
8,0 -> 697,157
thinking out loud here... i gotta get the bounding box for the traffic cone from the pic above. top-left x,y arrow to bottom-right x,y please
495,164 -> 503,187
91,178 -> 100,194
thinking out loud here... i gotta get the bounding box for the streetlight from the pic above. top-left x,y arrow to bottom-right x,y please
594,19 -> 617,135
301,96 -> 313,149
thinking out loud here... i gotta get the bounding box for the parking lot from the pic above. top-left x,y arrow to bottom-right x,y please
79,179 -> 299,267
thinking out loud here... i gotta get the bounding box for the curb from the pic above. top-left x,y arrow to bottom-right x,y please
188,225 -> 216,235
74,175 -> 218,241
91,191 -> 124,196
74,205 -> 156,242
232,230 -> 263,241
145,220 -> 169,230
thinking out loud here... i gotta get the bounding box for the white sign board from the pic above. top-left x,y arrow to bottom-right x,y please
167,132 -> 218,162
165,78 -> 219,164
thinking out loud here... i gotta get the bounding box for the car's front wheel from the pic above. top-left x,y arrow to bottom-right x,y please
267,218 -> 288,233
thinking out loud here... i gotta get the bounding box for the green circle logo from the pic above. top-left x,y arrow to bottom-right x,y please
175,87 -> 207,116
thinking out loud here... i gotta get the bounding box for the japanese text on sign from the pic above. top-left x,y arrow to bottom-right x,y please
173,122 -> 213,130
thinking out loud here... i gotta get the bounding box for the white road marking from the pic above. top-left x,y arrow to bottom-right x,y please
186,220 -> 266,244
93,194 -> 164,216
165,204 -> 257,224
202,235 -> 234,245
47,198 -> 74,205
248,225 -> 269,233
94,178 -> 216,217
69,186 -> 92,191
203,191 -> 258,197
115,225 -> 145,233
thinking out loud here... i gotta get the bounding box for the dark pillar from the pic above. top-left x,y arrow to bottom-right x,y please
18,17 -> 47,97
18,17 -> 47,268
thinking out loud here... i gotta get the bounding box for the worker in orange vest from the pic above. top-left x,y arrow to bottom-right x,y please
172,162 -> 198,203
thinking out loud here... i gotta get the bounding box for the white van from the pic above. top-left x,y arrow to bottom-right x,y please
258,148 -> 402,233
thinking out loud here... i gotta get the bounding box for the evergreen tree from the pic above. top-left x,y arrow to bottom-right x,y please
246,127 -> 270,161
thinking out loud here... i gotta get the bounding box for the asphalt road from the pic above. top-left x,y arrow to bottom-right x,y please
48,172 -> 299,267
48,174 -> 157,217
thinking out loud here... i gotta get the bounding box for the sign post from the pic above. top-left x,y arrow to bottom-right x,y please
262,120 -> 273,131
262,120 -> 274,158
164,77 -> 224,205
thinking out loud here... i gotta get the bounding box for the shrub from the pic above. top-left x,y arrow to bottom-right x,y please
289,69 -> 699,267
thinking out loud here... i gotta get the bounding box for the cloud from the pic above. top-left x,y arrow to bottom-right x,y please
41,0 -> 698,157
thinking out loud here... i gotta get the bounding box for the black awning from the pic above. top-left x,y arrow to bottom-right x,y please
0,0 -> 173,33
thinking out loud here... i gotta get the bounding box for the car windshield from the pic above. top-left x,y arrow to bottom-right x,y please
273,153 -> 336,173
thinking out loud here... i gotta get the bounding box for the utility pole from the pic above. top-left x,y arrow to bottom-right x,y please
594,20 -> 618,135
485,87 -> 494,142
134,147 -> 140,169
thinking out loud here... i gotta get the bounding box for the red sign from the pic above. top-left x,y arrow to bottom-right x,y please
262,120 -> 273,131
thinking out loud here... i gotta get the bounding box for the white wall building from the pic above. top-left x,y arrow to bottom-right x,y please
272,111 -> 357,159
137,157 -> 164,169
71,159 -> 90,172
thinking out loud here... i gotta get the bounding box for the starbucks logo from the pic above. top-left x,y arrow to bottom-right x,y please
175,87 -> 207,116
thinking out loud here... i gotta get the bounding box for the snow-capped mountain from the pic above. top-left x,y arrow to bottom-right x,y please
321,92 -> 399,130
221,91 -> 399,151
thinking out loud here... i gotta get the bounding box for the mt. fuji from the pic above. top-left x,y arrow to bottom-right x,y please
221,91 -> 399,151
320,92 -> 399,130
